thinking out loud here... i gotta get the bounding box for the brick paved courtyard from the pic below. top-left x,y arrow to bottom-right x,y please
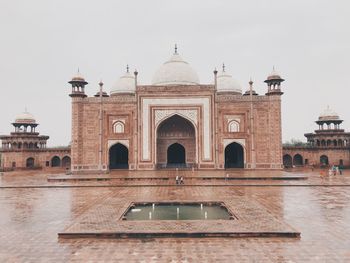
0,169 -> 350,262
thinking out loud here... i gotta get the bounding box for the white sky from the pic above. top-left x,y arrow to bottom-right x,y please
0,0 -> 349,146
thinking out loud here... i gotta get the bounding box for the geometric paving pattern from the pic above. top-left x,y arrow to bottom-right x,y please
1,170 -> 350,262
60,191 -> 300,238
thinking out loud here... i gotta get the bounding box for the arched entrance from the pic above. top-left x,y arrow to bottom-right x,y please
283,154 -> 292,168
109,143 -> 129,169
320,155 -> 329,166
62,156 -> 71,168
51,156 -> 61,167
26,157 -> 34,168
167,143 -> 186,167
293,154 -> 303,166
224,142 -> 244,168
156,115 -> 196,168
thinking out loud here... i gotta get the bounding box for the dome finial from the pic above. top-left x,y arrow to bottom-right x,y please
222,63 -> 226,72
126,64 -> 129,73
249,77 -> 253,86
174,43 -> 178,54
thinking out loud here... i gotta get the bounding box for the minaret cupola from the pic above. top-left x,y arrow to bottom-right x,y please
264,67 -> 284,96
69,69 -> 88,98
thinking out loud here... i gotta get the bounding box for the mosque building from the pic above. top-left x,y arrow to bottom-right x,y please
283,107 -> 350,168
68,47 -> 284,172
1,47 -> 287,172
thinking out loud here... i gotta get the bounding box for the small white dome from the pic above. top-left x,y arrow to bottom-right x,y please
267,68 -> 283,80
71,70 -> 86,82
216,68 -> 242,94
15,111 -> 36,124
319,106 -> 339,121
110,71 -> 135,95
152,52 -> 199,86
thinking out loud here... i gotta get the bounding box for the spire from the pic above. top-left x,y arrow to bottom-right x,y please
174,43 -> 178,54
94,79 -> 109,98
222,63 -> 226,72
126,64 -> 129,73
243,77 -> 258,96
249,77 -> 253,87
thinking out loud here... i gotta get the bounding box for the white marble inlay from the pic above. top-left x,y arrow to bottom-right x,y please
223,138 -> 245,148
223,138 -> 246,164
154,109 -> 198,127
108,139 -> 129,149
142,97 -> 211,160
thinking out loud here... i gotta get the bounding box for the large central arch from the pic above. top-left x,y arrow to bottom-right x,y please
156,114 -> 196,168
109,143 -> 129,169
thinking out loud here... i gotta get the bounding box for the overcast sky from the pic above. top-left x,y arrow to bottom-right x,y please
0,0 -> 349,146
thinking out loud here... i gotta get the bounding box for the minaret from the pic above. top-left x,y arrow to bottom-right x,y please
68,69 -> 87,172
98,80 -> 104,172
213,68 -> 218,91
264,67 -> 284,96
248,79 -> 256,169
68,69 -> 88,98
265,68 -> 284,169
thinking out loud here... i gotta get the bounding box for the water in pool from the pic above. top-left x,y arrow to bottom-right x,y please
124,202 -> 232,220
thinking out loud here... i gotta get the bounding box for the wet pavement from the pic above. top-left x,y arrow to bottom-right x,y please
0,169 -> 350,262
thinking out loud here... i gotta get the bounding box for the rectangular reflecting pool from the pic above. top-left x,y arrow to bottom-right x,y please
122,202 -> 235,220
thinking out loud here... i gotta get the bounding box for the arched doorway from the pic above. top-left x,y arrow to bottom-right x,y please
156,115 -> 196,168
224,142 -> 244,168
320,155 -> 329,166
283,154 -> 292,168
51,156 -> 61,167
293,154 -> 303,166
109,143 -> 129,169
167,143 -> 186,167
26,157 -> 34,168
62,156 -> 71,168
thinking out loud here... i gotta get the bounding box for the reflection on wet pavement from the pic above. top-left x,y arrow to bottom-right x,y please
0,169 -> 349,262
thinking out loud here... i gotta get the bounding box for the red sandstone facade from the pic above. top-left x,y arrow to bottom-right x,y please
0,112 -> 71,171
0,49 -> 286,172
68,50 -> 285,172
282,107 -> 350,168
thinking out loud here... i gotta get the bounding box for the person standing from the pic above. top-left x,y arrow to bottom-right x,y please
180,176 -> 184,185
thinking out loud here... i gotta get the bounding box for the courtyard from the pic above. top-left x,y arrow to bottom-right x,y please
0,169 -> 350,262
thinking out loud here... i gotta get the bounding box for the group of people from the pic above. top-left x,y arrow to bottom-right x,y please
328,165 -> 343,176
175,175 -> 184,185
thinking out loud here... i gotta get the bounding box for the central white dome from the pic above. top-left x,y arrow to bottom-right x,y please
152,52 -> 199,86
